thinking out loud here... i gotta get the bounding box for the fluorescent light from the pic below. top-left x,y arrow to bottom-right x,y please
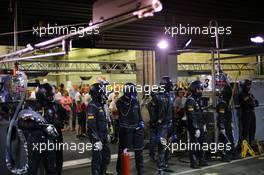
250,36 -> 264,43
152,0 -> 163,12
157,40 -> 168,49
184,39 -> 192,49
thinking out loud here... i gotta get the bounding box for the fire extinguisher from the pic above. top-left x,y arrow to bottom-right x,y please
121,148 -> 130,175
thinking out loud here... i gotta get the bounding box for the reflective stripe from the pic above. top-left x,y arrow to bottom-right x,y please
244,96 -> 249,101
87,115 -> 95,119
219,108 -> 225,113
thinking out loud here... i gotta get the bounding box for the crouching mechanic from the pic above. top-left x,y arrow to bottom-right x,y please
86,83 -> 111,175
18,83 -> 67,175
185,80 -> 208,169
116,83 -> 144,175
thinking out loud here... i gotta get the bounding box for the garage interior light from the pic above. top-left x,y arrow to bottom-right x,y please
250,36 -> 264,43
157,40 -> 168,49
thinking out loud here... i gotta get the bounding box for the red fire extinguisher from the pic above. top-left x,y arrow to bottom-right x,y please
121,148 -> 130,175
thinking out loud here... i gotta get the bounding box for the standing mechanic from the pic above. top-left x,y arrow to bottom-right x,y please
86,83 -> 111,175
116,83 -> 144,175
216,85 -> 237,160
151,76 -> 176,174
238,79 -> 259,146
147,92 -> 159,161
185,80 -> 208,169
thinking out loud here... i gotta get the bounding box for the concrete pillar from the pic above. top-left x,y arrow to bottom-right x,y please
135,50 -> 155,87
155,51 -> 177,84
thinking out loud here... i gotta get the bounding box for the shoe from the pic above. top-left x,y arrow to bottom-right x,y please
158,169 -> 164,175
222,156 -> 231,162
231,152 -> 241,160
190,164 -> 200,169
150,155 -> 157,161
199,161 -> 208,166
164,168 -> 174,173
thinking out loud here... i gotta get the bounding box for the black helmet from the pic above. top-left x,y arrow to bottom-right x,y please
123,83 -> 137,99
222,85 -> 232,102
89,83 -> 107,104
160,76 -> 173,92
36,83 -> 54,104
240,79 -> 252,92
189,80 -> 203,98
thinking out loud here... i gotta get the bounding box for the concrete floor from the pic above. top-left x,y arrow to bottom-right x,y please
61,132 -> 264,175
63,155 -> 264,175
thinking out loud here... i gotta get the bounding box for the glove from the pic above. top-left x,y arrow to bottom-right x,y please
45,124 -> 59,138
195,129 -> 200,138
94,141 -> 103,151
220,129 -> 226,135
231,122 -> 234,128
160,137 -> 167,145
182,116 -> 187,121
170,134 -> 177,142
254,100 -> 259,107
203,125 -> 207,133
136,121 -> 145,130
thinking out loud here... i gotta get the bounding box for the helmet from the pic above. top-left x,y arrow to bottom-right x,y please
189,80 -> 203,98
89,83 -> 107,104
36,83 -> 54,104
160,76 -> 173,92
123,83 -> 137,99
240,79 -> 252,92
12,71 -> 28,101
222,85 -> 232,102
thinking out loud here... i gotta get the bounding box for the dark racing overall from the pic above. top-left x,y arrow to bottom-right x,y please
216,85 -> 237,160
116,83 -> 144,175
238,80 -> 259,147
150,76 -> 176,174
185,80 -> 208,169
86,83 -> 111,175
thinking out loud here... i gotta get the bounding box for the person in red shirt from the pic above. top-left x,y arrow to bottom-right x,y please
60,90 -> 73,131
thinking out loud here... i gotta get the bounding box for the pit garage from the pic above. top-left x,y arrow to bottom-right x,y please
1,0 -> 264,175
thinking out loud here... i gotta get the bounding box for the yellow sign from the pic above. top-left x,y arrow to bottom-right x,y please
241,140 -> 255,158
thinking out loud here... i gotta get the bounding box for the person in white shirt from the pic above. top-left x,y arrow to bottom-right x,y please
75,86 -> 86,138
108,91 -> 120,143
54,86 -> 62,102
83,85 -> 92,106
173,88 -> 187,135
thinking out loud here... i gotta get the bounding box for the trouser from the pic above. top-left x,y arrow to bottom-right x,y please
176,119 -> 187,137
149,126 -> 158,158
113,119 -> 119,140
241,110 -> 256,146
27,133 -> 58,175
157,123 -> 173,170
91,139 -> 111,175
116,126 -> 144,175
189,127 -> 206,166
72,104 -> 76,130
224,118 -> 236,155
56,130 -> 63,175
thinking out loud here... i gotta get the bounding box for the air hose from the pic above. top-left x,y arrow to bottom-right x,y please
5,72 -> 29,174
